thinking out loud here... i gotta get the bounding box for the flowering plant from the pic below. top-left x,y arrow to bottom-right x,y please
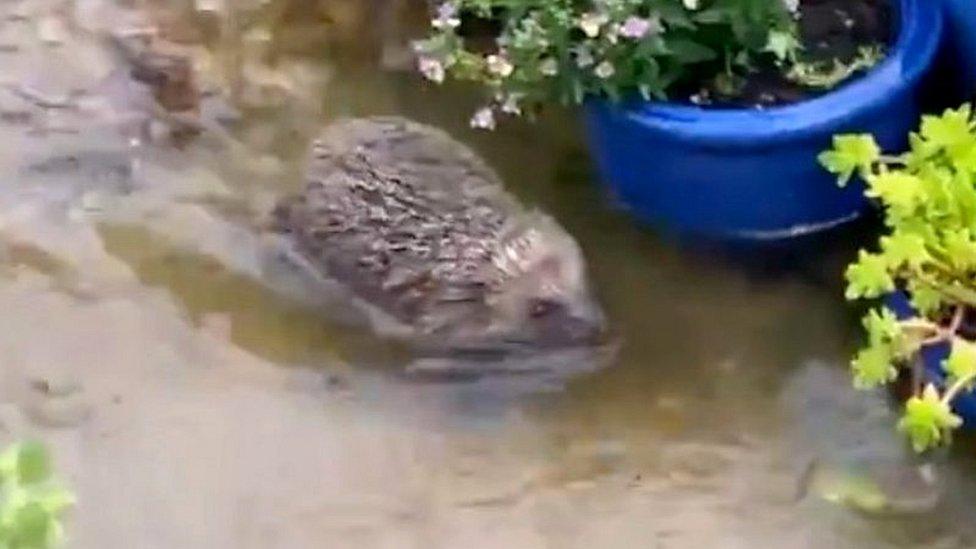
821,105 -> 976,452
414,0 -> 803,129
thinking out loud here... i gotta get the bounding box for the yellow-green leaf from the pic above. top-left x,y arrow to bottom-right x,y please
866,171 -> 925,218
945,338 -> 976,384
943,228 -> 976,271
919,105 -> 975,156
845,251 -> 895,300
897,384 -> 963,452
819,134 -> 880,186
880,232 -> 930,270
851,343 -> 897,389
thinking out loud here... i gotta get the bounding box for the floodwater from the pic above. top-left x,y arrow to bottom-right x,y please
0,1 -> 975,547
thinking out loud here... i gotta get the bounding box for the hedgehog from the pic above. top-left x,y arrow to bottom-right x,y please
269,117 -> 606,355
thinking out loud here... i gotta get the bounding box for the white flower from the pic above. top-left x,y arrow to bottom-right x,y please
470,107 -> 496,130
619,16 -> 660,39
539,57 -> 559,76
431,3 -> 461,30
500,94 -> 522,115
418,56 -> 445,83
682,0 -> 699,10
486,54 -> 514,77
578,12 -> 607,38
574,46 -> 594,68
781,0 -> 799,13
594,60 -> 615,79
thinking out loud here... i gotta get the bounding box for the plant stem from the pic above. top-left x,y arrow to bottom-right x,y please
917,274 -> 976,308
878,155 -> 907,165
900,319 -> 941,333
943,371 -> 976,404
910,307 -> 967,346
949,305 -> 966,333
911,355 -> 923,395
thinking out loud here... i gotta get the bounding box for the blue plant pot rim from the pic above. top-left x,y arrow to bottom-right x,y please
593,0 -> 941,147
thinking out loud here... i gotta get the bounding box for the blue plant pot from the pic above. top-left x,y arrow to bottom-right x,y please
886,292 -> 976,426
583,0 -> 943,241
943,0 -> 976,98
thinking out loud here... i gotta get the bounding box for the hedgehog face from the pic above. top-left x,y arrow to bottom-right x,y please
486,212 -> 606,348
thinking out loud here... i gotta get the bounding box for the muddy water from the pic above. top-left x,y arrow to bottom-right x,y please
0,1 -> 974,548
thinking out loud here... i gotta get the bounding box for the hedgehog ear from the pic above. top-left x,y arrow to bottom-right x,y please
495,210 -> 571,278
532,254 -> 563,279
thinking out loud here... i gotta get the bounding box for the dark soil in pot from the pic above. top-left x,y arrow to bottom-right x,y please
687,0 -> 893,107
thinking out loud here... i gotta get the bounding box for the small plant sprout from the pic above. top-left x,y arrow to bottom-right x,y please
0,441 -> 74,548
821,104 -> 976,452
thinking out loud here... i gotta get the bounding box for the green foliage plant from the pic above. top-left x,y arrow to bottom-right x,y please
0,442 -> 73,548
821,104 -> 976,452
414,0 -> 884,129
787,45 -> 884,90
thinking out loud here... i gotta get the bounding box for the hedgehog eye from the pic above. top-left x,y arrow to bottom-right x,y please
529,298 -> 561,319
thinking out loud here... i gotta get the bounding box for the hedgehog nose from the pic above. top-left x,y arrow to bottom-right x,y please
579,298 -> 607,329
566,309 -> 607,345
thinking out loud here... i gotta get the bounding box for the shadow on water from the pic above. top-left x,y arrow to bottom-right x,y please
96,223 -> 403,368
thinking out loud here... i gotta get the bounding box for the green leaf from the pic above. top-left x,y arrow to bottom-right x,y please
8,503 -> 51,548
664,39 -> 716,64
764,29 -> 801,62
943,228 -> 976,271
845,251 -> 895,300
907,281 -> 943,316
865,172 -> 925,219
15,443 -> 51,486
0,442 -> 73,548
880,232 -> 930,270
903,132 -> 940,171
818,134 -> 880,186
851,342 -> 897,389
867,307 -> 929,359
919,105 -> 974,155
950,143 -> 976,174
692,7 -> 730,25
34,488 -> 74,517
898,384 -> 963,452
948,170 -> 976,228
945,338 -> 976,385
656,4 -> 695,30
863,307 -> 902,345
